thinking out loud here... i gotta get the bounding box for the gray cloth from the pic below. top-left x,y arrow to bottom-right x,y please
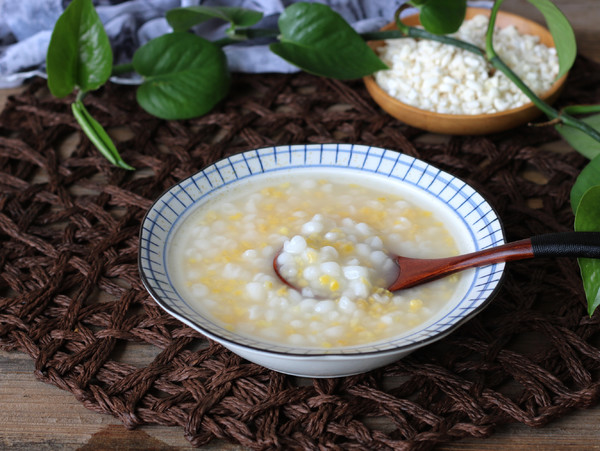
0,0 -> 491,88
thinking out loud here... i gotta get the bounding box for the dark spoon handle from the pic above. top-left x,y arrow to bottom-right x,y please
531,232 -> 600,258
389,231 -> 600,291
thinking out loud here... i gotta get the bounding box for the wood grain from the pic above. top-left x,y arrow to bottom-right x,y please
1,1 -> 599,449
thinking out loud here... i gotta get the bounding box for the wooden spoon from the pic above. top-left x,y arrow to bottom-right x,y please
273,232 -> 600,292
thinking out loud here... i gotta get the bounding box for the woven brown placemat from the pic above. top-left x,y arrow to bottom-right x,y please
1,56 -> 600,450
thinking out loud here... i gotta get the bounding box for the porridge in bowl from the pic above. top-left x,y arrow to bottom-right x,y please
169,172 -> 464,349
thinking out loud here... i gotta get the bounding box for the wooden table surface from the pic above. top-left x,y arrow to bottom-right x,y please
1,1 -> 598,449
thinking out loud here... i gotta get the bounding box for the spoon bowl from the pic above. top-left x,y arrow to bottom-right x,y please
274,232 -> 600,293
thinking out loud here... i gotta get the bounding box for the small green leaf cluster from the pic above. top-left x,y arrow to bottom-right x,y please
45,0 -> 600,315
46,0 -> 385,170
46,0 -> 132,170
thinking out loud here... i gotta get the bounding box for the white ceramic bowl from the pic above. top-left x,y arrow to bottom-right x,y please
139,144 -> 505,377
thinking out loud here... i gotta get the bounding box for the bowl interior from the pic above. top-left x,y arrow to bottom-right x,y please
363,7 -> 567,134
139,144 -> 505,356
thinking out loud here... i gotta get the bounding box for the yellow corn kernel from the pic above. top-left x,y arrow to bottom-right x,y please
228,212 -> 242,221
264,281 -> 274,290
305,249 -> 318,264
218,314 -> 235,324
308,233 -> 324,245
342,243 -> 354,253
410,298 -> 423,312
319,274 -> 331,286
356,299 -> 368,310
369,304 -> 383,319
359,331 -> 374,341
278,226 -> 289,235
260,187 -> 283,198
321,341 -> 332,348
329,280 -> 340,291
360,277 -> 372,289
376,321 -> 388,330
285,326 -> 296,336
352,325 -> 365,333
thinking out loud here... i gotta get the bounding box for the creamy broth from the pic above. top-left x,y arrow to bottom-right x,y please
169,173 -> 464,349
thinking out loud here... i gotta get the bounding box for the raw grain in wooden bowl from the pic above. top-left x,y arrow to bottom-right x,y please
363,8 -> 567,135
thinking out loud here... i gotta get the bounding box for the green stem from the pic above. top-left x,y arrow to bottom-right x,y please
213,37 -> 239,47
489,56 -> 557,117
488,55 -> 600,141
360,30 -> 407,40
365,3 -> 600,147
361,29 -> 485,60
563,105 -> 600,115
558,111 -> 600,144
485,0 -> 504,59
76,90 -> 87,103
112,62 -> 135,76
237,28 -> 280,39
484,0 -> 600,144
72,98 -> 135,170
214,27 -> 280,47
405,27 -> 484,56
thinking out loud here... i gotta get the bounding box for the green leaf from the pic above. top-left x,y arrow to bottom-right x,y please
571,154 -> 600,214
562,105 -> 600,116
527,0 -> 576,80
133,32 -> 230,120
556,114 -> 600,160
46,0 -> 112,97
71,100 -> 134,170
270,2 -> 387,80
411,0 -> 467,35
166,6 -> 263,32
574,186 -> 600,316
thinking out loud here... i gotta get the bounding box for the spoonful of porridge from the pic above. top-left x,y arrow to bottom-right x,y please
273,215 -> 600,297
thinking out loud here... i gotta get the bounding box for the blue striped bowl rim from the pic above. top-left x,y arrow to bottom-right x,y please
139,144 -> 505,356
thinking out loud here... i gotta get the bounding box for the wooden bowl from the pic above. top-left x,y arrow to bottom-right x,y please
363,8 -> 567,135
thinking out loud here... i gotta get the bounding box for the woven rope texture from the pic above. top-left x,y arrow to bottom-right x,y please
1,56 -> 600,450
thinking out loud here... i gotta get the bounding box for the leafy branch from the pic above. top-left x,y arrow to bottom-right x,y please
45,0 -> 600,314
